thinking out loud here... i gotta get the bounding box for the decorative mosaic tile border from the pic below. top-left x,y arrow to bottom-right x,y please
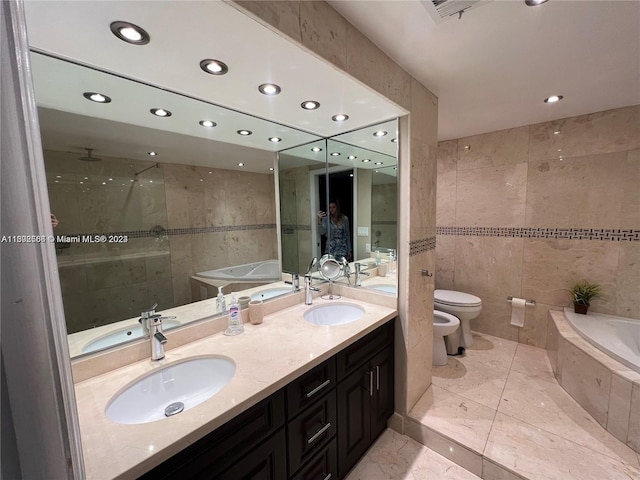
281,224 -> 312,233
61,224 -> 277,240
409,236 -> 436,256
436,226 -> 639,241
372,220 -> 397,226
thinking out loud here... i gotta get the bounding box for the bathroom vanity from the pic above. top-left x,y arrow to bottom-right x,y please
72,293 -> 397,479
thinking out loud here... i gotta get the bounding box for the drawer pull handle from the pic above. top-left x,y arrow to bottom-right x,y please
306,379 -> 331,398
321,474 -> 332,480
369,370 -> 374,397
307,422 -> 331,445
376,365 -> 380,391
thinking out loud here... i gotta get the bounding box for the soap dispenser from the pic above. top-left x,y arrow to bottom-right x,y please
224,293 -> 244,336
216,286 -> 227,314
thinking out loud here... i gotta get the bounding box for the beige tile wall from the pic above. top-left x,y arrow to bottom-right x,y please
232,1 -> 439,416
436,105 -> 640,348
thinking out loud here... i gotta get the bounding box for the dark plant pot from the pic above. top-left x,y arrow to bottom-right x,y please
574,302 -> 589,315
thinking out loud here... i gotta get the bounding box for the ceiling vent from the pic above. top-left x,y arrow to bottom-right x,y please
421,0 -> 493,23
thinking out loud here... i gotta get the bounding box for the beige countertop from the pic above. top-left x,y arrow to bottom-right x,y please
74,293 -> 397,479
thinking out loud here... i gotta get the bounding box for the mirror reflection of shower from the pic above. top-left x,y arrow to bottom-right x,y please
133,162 -> 160,181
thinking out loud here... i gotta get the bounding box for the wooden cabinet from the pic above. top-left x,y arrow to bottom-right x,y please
138,320 -> 394,480
336,323 -> 394,478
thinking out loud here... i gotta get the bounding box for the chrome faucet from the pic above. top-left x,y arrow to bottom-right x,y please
354,263 -> 370,287
304,274 -> 320,305
304,257 -> 319,305
139,304 -> 174,361
341,258 -> 352,284
285,272 -> 300,292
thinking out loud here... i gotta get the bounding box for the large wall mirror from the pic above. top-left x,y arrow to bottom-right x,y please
278,120 -> 398,294
24,0 -> 404,359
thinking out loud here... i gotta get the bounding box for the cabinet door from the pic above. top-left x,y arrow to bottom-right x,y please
370,345 -> 394,440
337,364 -> 372,478
217,429 -> 287,480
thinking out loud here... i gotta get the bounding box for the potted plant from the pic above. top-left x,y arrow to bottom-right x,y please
570,281 -> 601,314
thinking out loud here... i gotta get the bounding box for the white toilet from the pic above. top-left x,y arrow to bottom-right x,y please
434,289 -> 482,348
433,311 -> 460,366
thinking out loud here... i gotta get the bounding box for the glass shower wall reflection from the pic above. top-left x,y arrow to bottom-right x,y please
46,149 -> 171,334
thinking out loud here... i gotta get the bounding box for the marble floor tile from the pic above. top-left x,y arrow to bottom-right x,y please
510,344 -> 555,380
461,332 -> 518,371
409,384 -> 495,454
345,429 -> 481,480
485,413 -> 640,480
499,369 -> 640,468
432,355 -> 509,410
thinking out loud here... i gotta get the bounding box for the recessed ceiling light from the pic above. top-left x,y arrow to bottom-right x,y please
259,83 -> 281,95
525,0 -> 548,6
110,21 -> 150,45
391,138 -> 397,143
362,159 -> 371,163
238,162 -> 245,167
150,108 -> 171,117
269,167 -> 274,171
301,101 -> 320,110
349,173 -> 354,177
373,130 -> 387,137
237,130 -> 252,136
332,114 -> 349,122
269,137 -> 282,143
148,151 -> 158,156
347,155 -> 357,160
464,145 -> 471,150
199,120 -> 217,128
544,95 -> 564,104
554,130 -> 561,135
311,147 -> 323,152
83,92 -> 111,103
330,152 -> 340,156
200,59 -> 229,76
374,162 -> 384,165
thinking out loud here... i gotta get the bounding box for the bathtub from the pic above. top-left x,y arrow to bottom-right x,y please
564,308 -> 640,374
195,259 -> 281,282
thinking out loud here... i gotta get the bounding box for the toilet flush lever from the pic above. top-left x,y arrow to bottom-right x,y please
421,269 -> 433,277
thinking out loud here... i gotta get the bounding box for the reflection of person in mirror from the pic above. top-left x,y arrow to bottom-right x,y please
51,213 -> 59,228
317,200 -> 352,262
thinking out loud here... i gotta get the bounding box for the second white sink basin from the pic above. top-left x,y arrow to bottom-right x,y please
82,319 -> 181,354
251,287 -> 291,301
304,302 -> 365,326
105,356 -> 235,425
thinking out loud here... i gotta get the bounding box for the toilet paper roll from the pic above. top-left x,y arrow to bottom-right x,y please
510,297 -> 526,327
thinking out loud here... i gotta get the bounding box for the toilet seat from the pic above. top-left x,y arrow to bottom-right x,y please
434,289 -> 482,307
434,310 -> 460,325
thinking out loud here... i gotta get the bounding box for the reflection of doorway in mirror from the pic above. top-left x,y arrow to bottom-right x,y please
319,169 -> 354,260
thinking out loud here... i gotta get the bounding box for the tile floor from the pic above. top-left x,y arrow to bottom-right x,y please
347,332 -> 640,480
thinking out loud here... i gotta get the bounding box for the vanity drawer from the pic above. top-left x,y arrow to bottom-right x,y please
337,320 -> 394,379
290,437 -> 337,480
287,391 -> 337,475
286,357 -> 336,418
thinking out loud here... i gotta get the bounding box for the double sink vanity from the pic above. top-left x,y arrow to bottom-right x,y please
72,283 -> 397,479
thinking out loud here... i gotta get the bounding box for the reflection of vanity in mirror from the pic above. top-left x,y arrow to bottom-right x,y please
26,1 -> 402,359
278,120 -> 398,296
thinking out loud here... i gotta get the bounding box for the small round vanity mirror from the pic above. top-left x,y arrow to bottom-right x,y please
319,256 -> 342,281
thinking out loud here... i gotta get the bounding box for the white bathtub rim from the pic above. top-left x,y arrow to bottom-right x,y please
563,308 -> 640,375
195,259 -> 280,282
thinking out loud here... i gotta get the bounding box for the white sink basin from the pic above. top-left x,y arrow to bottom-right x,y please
105,356 -> 235,425
303,302 -> 365,326
82,319 -> 181,354
251,287 -> 291,301
368,284 -> 397,295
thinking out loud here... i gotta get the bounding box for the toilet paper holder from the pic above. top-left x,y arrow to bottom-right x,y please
507,296 -> 536,306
